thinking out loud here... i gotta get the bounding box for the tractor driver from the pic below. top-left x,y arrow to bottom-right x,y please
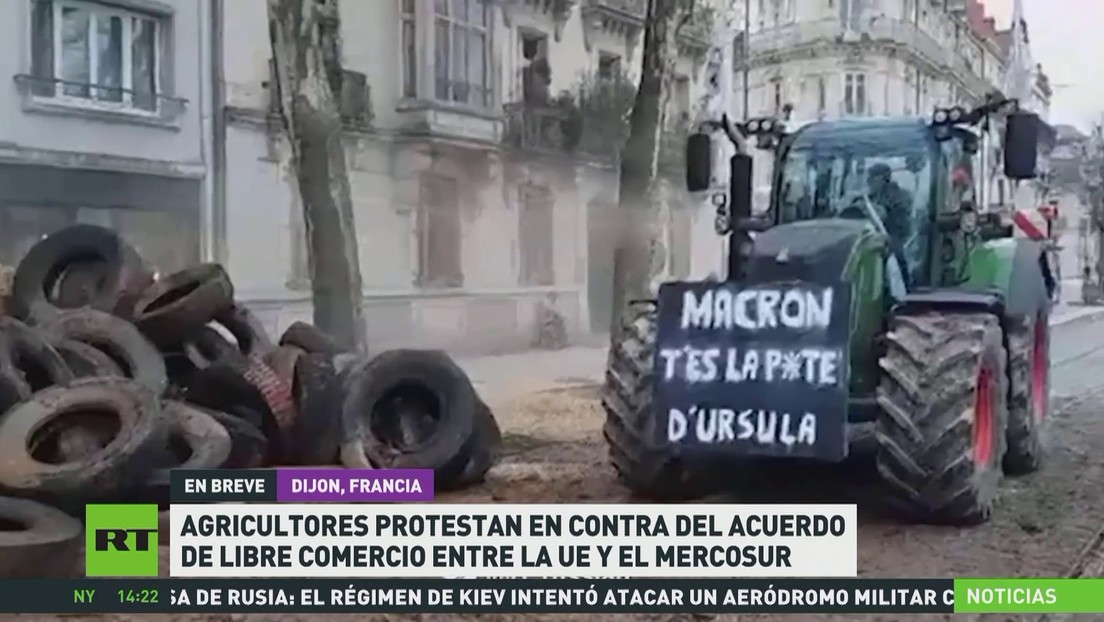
866,163 -> 914,285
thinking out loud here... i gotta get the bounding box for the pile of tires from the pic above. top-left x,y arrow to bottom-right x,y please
0,225 -> 501,576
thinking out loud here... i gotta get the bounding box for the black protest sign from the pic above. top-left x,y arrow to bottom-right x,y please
652,280 -> 851,461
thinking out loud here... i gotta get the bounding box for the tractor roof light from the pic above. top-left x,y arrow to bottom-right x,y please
949,106 -> 965,122
933,109 -> 950,124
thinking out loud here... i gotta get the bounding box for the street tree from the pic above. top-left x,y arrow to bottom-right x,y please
609,0 -> 698,334
267,0 -> 366,348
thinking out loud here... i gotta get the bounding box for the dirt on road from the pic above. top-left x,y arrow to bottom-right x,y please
7,335 -> 1104,622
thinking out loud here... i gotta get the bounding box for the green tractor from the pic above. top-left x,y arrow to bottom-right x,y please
602,96 -> 1055,525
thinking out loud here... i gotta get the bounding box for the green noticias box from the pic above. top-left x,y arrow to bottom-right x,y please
85,504 -> 160,577
955,578 -> 1104,613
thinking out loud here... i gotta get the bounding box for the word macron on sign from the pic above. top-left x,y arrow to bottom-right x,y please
679,286 -> 834,331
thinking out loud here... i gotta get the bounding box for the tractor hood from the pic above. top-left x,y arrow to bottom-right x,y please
743,219 -> 881,284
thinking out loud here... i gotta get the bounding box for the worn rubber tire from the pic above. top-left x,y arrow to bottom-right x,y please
1004,311 -> 1050,474
339,349 -> 477,479
214,305 -> 274,357
181,358 -> 288,462
602,301 -> 712,500
51,339 -> 125,378
141,401 -> 233,506
196,407 -> 268,468
439,399 -> 501,492
53,261 -> 111,309
0,369 -> 25,416
183,326 -> 242,370
875,312 -> 1009,525
0,377 -> 169,512
0,496 -> 83,578
11,224 -> 151,322
0,317 -> 74,395
40,309 -> 167,395
279,321 -> 345,356
288,352 -> 343,465
133,264 -> 235,348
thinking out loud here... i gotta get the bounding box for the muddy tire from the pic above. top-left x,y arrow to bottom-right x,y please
214,305 -> 274,358
183,326 -> 242,370
40,309 -> 167,395
181,357 -> 291,462
875,312 -> 1009,525
0,496 -> 83,578
10,224 -> 151,322
142,401 -> 233,506
51,339 -> 124,378
279,321 -> 345,356
288,352 -> 343,465
0,377 -> 168,511
339,350 -> 477,479
0,317 -> 74,398
602,301 -> 712,500
440,400 -> 502,491
133,264 -> 235,348
1004,311 -> 1050,474
199,407 -> 268,468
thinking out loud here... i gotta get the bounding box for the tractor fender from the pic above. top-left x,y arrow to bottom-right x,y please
961,238 -> 1052,318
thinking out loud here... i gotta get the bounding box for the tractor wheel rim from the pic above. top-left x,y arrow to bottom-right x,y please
1032,317 -> 1047,421
973,365 -> 995,466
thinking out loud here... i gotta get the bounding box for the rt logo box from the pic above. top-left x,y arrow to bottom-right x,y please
85,504 -> 159,577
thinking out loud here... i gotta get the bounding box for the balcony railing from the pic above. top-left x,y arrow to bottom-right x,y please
503,103 -> 576,154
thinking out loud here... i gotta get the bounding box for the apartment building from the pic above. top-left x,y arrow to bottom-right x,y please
218,0 -> 718,352
736,0 -> 1053,210
0,0 -> 212,273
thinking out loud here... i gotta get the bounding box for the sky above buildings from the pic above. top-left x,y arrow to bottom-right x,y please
986,0 -> 1104,130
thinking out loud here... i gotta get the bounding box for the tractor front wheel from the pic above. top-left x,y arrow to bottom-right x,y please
602,301 -> 710,500
875,312 -> 1009,525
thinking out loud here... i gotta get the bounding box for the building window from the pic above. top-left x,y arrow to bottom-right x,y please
519,30 -> 549,104
518,184 -> 554,287
400,0 -> 417,98
416,174 -> 463,288
30,0 -> 161,112
434,0 -> 491,108
844,72 -> 866,115
598,52 -> 622,80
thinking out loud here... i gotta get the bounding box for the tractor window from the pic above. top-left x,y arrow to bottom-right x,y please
776,143 -> 933,280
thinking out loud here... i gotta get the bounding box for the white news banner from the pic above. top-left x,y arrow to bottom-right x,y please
170,504 -> 857,578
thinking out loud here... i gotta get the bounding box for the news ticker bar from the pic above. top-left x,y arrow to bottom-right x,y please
2,578 -> 1102,614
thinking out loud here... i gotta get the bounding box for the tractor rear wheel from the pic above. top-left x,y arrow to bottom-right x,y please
602,301 -> 709,499
875,312 -> 1009,525
1004,311 -> 1049,474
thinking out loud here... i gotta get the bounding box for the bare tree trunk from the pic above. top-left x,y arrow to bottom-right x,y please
608,0 -> 690,334
267,0 -> 366,348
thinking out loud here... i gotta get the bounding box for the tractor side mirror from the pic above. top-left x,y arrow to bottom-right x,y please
1004,112 -> 1040,179
730,153 -> 753,220
686,132 -> 712,192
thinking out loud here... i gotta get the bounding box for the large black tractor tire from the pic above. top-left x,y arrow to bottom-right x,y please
1004,311 -> 1050,474
602,301 -> 711,500
875,312 -> 1009,525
